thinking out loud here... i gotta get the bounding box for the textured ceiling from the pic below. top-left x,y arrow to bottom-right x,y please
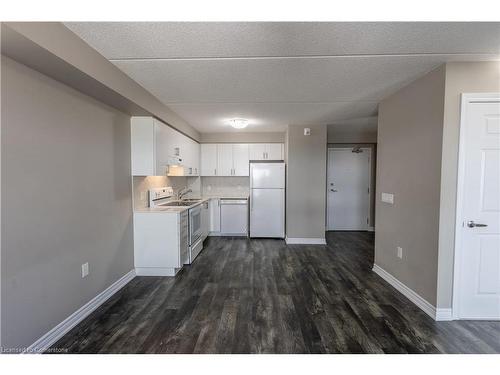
65,22 -> 500,133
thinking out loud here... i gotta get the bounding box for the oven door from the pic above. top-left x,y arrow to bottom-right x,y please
189,205 -> 203,245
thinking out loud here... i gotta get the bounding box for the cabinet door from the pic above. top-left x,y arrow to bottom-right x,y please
249,144 -> 266,160
192,140 -> 200,176
154,120 -> 171,176
266,144 -> 283,160
232,144 -> 249,176
209,199 -> 221,232
200,144 -> 218,176
131,117 -> 155,176
217,144 -> 233,176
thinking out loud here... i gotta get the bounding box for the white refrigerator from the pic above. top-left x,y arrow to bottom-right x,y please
250,162 -> 285,238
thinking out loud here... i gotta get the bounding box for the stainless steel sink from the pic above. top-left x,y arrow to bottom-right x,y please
160,201 -> 193,207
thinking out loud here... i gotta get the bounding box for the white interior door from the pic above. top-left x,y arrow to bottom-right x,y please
456,96 -> 500,320
327,148 -> 370,230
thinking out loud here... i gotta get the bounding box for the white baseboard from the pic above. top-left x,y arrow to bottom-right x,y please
372,264 -> 437,320
367,227 -> 375,232
25,269 -> 136,353
435,308 -> 453,321
285,236 -> 327,245
135,267 -> 178,276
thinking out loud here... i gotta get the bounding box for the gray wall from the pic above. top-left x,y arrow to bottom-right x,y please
286,124 -> 327,239
436,62 -> 500,308
1,56 -> 134,349
375,65 -> 446,306
2,22 -> 200,141
327,117 -> 378,143
200,132 -> 285,143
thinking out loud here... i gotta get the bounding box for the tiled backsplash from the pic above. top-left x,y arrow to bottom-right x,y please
132,176 -> 189,209
132,176 -> 250,210
201,176 -> 249,197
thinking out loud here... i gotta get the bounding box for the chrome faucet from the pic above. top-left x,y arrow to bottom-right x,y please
178,188 -> 192,200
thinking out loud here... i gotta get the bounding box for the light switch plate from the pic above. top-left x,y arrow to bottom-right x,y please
397,246 -> 403,259
381,193 -> 394,204
81,262 -> 89,278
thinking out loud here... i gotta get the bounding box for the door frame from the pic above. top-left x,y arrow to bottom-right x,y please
326,147 -> 372,231
452,93 -> 500,320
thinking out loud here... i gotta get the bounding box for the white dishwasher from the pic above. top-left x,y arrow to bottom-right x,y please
220,198 -> 248,236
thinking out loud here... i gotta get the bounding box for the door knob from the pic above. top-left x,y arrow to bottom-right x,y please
331,189 -> 338,192
467,220 -> 488,228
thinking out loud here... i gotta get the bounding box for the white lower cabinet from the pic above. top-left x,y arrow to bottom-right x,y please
134,211 -> 189,276
209,198 -> 221,234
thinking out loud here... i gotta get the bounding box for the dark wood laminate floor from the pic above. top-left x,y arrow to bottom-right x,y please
51,232 -> 500,354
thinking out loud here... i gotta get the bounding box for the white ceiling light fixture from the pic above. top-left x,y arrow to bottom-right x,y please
229,118 -> 249,129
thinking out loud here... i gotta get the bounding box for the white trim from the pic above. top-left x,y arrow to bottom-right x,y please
452,93 -> 500,320
24,269 -> 136,354
285,236 -> 326,245
372,264 -> 437,320
135,267 -> 178,276
326,147 -> 372,231
435,308 -> 453,321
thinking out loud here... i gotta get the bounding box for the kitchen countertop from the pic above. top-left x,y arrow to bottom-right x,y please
134,196 -> 249,214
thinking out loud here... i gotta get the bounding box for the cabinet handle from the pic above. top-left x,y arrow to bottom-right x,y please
214,168 -> 217,175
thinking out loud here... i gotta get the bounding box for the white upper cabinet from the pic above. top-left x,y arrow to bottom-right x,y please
181,137 -> 200,176
131,116 -> 201,177
249,144 -> 266,161
200,143 -> 282,176
266,143 -> 283,160
249,143 -> 284,160
232,144 -> 250,176
200,144 -> 218,176
131,117 -> 156,176
217,144 -> 234,176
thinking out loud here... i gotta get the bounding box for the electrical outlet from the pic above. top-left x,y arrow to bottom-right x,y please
397,247 -> 403,259
81,262 -> 89,278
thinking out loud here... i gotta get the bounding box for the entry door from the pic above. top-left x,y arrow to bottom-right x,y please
327,148 -> 370,230
457,97 -> 500,320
